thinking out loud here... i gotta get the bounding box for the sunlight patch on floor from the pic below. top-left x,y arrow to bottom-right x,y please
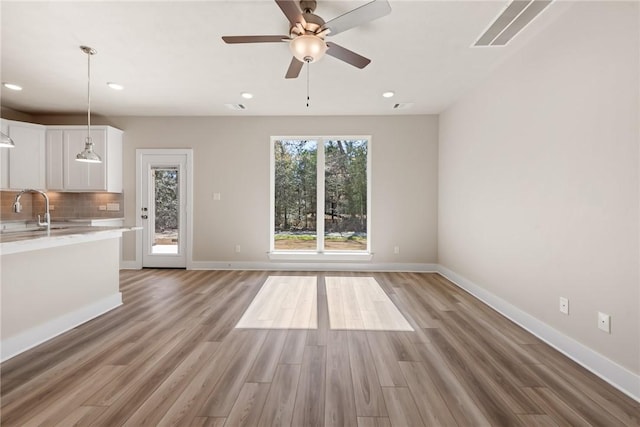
235,276 -> 317,329
325,277 -> 414,331
236,275 -> 413,331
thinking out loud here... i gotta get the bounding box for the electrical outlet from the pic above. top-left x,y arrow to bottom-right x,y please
559,297 -> 569,315
49,205 -> 55,211
213,193 -> 221,201
106,203 -> 120,211
598,312 -> 611,333
98,205 -> 107,211
235,244 -> 241,253
394,246 -> 400,254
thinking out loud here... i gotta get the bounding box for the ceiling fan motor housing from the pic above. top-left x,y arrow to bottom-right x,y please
299,0 -> 317,13
290,12 -> 325,37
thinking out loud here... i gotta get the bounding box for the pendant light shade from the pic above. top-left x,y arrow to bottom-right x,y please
76,138 -> 102,163
0,131 -> 15,148
76,45 -> 102,163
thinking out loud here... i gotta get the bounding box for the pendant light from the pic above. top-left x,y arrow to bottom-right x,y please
0,132 -> 15,148
76,45 -> 102,163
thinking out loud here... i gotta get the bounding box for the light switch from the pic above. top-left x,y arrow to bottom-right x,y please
213,193 -> 221,201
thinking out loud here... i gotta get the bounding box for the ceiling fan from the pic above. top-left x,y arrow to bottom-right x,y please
222,0 -> 391,79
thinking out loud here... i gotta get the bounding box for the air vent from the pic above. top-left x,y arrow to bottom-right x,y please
393,103 -> 414,110
475,0 -> 552,47
225,103 -> 247,110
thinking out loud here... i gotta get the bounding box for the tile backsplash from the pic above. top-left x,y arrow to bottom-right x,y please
0,191 -> 124,221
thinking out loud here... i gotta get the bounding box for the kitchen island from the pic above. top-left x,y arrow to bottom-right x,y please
0,225 -> 138,361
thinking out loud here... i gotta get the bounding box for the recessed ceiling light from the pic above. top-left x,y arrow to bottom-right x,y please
382,91 -> 395,98
107,82 -> 124,91
241,92 -> 254,99
3,83 -> 22,91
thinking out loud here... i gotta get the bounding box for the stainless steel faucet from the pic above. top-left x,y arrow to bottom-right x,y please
13,189 -> 51,232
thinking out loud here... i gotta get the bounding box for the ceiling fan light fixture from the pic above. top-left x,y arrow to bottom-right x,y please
290,34 -> 327,63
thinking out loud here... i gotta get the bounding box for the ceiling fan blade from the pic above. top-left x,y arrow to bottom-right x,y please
222,35 -> 289,44
285,57 -> 304,79
323,0 -> 391,36
325,42 -> 371,69
275,0 -> 307,27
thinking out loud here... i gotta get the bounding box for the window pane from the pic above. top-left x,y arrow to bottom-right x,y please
152,167 -> 179,254
324,140 -> 368,251
274,140 -> 317,250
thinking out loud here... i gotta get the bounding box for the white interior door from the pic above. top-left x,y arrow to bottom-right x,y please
138,150 -> 192,268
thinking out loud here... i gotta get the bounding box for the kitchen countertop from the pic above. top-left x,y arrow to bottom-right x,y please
0,225 -> 141,255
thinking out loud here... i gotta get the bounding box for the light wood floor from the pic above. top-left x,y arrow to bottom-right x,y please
1,270 -> 638,426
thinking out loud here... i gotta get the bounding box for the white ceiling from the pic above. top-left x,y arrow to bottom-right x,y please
0,1 -> 566,117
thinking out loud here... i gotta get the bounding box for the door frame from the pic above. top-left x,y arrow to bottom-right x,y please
136,148 -> 193,268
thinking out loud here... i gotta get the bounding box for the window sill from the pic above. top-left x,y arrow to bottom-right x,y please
268,251 -> 373,262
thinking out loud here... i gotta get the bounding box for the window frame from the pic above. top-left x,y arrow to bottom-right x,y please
269,135 -> 372,261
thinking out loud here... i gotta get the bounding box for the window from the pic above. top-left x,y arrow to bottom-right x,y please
271,137 -> 371,257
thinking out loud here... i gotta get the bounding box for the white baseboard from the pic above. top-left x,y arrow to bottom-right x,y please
188,261 -> 438,272
1,293 -> 123,362
436,265 -> 640,403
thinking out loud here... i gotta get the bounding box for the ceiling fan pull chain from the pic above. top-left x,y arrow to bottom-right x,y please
306,61 -> 310,108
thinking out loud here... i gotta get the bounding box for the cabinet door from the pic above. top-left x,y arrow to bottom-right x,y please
46,130 -> 64,190
7,123 -> 46,189
63,129 -> 107,190
0,120 -> 9,189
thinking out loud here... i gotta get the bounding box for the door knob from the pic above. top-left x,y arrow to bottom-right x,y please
141,215 -> 148,219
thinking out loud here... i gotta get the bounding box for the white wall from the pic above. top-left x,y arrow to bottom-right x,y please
439,1 -> 639,375
44,115 -> 438,267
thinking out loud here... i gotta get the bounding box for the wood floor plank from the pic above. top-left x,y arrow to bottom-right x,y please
522,387 -> 592,427
246,329 -> 288,383
190,417 -> 226,427
357,417 -> 392,427
200,330 -> 268,417
517,414 -> 561,427
425,328 -> 524,426
53,405 -> 106,427
398,361 -> 458,426
21,365 -> 125,427
257,364 -> 301,427
413,339 -> 492,426
381,387 -> 426,427
156,329 -> 262,426
122,341 -> 221,426
292,345 -> 327,426
325,331 -> 358,427
279,330 -> 307,364
348,331 -> 388,417
365,332 -> 407,387
224,382 -> 270,427
306,274 -> 329,346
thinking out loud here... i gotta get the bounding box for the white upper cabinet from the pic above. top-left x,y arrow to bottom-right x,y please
46,125 -> 123,192
0,119 -> 46,190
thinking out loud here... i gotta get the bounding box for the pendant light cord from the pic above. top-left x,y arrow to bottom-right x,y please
87,49 -> 92,141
